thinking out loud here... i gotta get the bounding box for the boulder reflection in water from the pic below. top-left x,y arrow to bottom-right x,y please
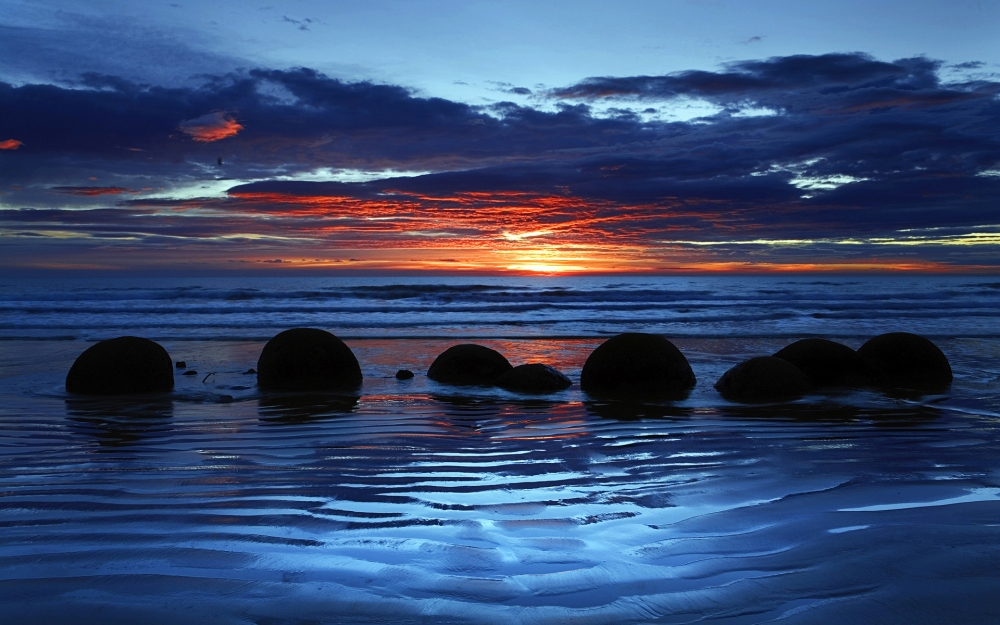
257,393 -> 359,423
64,396 -> 173,448
585,399 -> 693,420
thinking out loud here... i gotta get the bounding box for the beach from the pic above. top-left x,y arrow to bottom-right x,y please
2,275 -> 1000,623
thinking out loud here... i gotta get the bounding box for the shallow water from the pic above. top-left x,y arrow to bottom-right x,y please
2,276 -> 1000,623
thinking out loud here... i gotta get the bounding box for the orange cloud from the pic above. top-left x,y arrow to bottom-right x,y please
220,190 -> 706,249
178,112 -> 243,142
0,139 -> 23,150
99,188 -> 1000,275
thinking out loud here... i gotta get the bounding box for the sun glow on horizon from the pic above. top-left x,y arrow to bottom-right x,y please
4,187 -> 1000,275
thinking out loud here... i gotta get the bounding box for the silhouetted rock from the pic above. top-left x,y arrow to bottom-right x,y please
773,338 -> 870,386
182,370 -> 198,376
495,363 -> 572,393
715,356 -> 813,403
580,333 -> 695,397
395,369 -> 414,380
66,336 -> 174,395
244,368 -> 256,375
427,344 -> 513,385
257,328 -> 363,391
857,332 -> 952,391
175,361 -> 186,369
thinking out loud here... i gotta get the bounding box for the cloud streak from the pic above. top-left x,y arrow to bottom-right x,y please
52,186 -> 137,196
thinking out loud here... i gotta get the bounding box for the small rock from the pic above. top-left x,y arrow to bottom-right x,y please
175,361 -> 187,369
495,363 -> 572,393
395,369 -> 414,380
427,344 -> 512,385
857,332 -> 952,391
580,333 -> 696,397
257,328 -> 362,391
773,338 -> 870,387
66,336 -> 174,395
714,356 -> 813,403
230,385 -> 250,391
183,370 -> 198,376
244,368 -> 256,374
218,394 -> 234,403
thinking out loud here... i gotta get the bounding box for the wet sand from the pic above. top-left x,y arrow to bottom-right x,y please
1,338 -> 999,623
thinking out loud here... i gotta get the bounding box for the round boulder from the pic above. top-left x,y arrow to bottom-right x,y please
257,328 -> 362,391
495,363 -> 572,393
857,332 -> 952,391
580,333 -> 696,397
773,338 -> 870,387
395,369 -> 414,380
66,336 -> 174,395
427,344 -> 512,385
714,356 -> 812,403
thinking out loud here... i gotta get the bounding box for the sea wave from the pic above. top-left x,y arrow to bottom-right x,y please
3,275 -> 1000,341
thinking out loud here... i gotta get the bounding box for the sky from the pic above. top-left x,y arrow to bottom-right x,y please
1,0 -> 999,274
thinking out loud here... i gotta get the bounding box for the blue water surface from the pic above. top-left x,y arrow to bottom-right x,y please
1,275 -> 999,624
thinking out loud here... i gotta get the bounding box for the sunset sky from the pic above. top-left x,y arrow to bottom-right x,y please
2,0 -> 999,274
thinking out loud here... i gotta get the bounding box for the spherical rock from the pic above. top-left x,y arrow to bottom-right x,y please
257,328 -> 362,391
395,369 -> 414,380
495,363 -> 572,393
714,356 -> 813,403
773,338 -> 870,387
175,361 -> 186,369
427,344 -> 512,386
580,333 -> 696,397
66,336 -> 174,395
857,332 -> 952,391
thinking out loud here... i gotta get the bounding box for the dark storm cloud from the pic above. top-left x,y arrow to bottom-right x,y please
208,52 -> 1000,239
0,67 -> 469,160
551,53 -> 945,100
5,54 -> 995,182
2,53 -> 1000,269
0,66 -> 684,208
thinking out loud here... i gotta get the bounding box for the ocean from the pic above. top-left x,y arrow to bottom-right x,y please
2,275 -> 999,624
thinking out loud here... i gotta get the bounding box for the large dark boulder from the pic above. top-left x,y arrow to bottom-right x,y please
427,344 -> 512,385
66,336 -> 174,395
714,356 -> 813,403
773,338 -> 870,387
257,328 -> 362,391
857,332 -> 952,391
495,364 -> 572,393
580,333 -> 696,397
